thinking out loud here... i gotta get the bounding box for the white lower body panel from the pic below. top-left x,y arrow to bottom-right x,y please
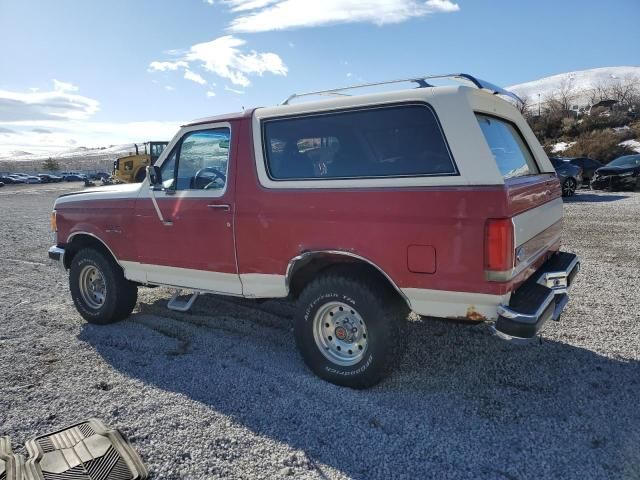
121,261 -> 243,295
402,288 -> 509,321
122,260 -> 505,320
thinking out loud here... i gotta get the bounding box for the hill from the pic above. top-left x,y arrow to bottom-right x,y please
508,66 -> 640,107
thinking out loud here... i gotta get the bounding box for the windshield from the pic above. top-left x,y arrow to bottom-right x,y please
608,155 -> 640,168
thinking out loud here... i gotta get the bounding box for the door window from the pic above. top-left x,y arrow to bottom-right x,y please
160,128 -> 230,191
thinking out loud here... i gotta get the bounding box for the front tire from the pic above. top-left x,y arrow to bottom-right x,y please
69,248 -> 137,324
294,269 -> 408,388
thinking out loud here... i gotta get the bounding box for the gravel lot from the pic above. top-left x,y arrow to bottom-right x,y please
1,183 -> 639,479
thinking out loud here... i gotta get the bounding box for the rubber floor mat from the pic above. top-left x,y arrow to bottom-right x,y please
24,419 -> 148,480
0,437 -> 24,480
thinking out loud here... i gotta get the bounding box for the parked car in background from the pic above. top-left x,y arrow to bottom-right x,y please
549,158 -> 583,197
38,173 -> 64,183
0,175 -> 17,184
7,175 -> 27,184
564,157 -> 602,186
591,154 -> 640,191
48,73 -> 580,388
0,181 -> 4,187
63,173 -> 87,182
11,173 -> 41,184
90,172 -> 111,181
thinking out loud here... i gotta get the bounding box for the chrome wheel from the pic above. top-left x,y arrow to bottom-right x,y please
563,178 -> 576,197
78,265 -> 106,309
313,301 -> 368,366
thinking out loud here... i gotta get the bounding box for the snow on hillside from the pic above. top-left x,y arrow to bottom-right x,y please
619,139 -> 640,153
0,143 -> 142,174
508,66 -> 640,106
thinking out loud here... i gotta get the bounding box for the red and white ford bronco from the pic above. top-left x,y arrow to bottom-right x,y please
49,74 -> 580,388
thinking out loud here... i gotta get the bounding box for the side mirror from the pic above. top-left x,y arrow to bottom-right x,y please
147,165 -> 162,187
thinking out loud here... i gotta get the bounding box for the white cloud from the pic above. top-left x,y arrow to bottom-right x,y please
224,85 -> 245,94
224,0 -> 460,33
0,127 -> 18,136
184,69 -> 208,85
0,80 -> 99,121
0,81 -> 181,157
206,91 -> 217,97
149,35 -> 287,88
425,0 -> 459,12
0,120 -> 181,157
148,60 -> 188,72
53,79 -> 79,93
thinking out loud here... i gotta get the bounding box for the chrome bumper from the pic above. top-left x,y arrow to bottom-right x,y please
48,245 -> 66,272
492,252 -> 580,341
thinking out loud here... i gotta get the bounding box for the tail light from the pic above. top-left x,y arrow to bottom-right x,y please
484,218 -> 514,272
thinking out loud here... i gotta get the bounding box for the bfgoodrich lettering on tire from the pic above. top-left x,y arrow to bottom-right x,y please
69,248 -> 138,324
294,268 -> 409,388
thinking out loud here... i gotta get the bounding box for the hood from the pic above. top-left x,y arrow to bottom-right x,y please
55,182 -> 142,207
595,166 -> 638,176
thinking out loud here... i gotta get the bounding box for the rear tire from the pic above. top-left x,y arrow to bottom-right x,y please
294,268 -> 409,388
69,248 -> 137,324
562,178 -> 577,197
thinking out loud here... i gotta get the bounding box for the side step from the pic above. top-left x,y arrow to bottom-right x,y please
0,437 -> 24,480
167,289 -> 200,312
25,418 -> 148,480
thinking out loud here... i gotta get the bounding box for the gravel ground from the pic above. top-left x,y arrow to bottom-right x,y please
0,183 -> 639,479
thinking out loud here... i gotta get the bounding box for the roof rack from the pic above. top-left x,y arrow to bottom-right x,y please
280,73 -> 523,105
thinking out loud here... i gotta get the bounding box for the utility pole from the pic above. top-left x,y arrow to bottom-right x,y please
538,93 -> 541,117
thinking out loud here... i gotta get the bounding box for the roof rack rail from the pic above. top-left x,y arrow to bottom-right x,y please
280,73 -> 522,105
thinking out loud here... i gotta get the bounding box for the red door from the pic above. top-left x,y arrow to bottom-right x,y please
133,124 -> 241,294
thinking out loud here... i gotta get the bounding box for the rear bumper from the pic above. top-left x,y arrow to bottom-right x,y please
492,251 -> 579,340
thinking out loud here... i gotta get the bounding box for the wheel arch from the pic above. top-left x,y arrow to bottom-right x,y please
64,232 -> 121,271
285,250 -> 411,308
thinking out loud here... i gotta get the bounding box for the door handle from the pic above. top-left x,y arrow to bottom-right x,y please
208,204 -> 230,211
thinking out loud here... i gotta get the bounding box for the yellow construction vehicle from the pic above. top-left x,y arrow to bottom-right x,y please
112,141 -> 168,183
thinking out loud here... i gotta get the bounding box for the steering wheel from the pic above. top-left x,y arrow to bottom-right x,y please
192,166 -> 226,189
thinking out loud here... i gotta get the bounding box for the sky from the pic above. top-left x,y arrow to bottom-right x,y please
0,0 -> 639,156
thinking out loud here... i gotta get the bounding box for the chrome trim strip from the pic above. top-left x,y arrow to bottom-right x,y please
285,250 -> 410,306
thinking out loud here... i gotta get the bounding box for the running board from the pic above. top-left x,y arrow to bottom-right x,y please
167,289 -> 200,312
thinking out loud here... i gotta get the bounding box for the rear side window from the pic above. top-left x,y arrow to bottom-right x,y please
263,104 -> 456,180
476,114 -> 539,179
